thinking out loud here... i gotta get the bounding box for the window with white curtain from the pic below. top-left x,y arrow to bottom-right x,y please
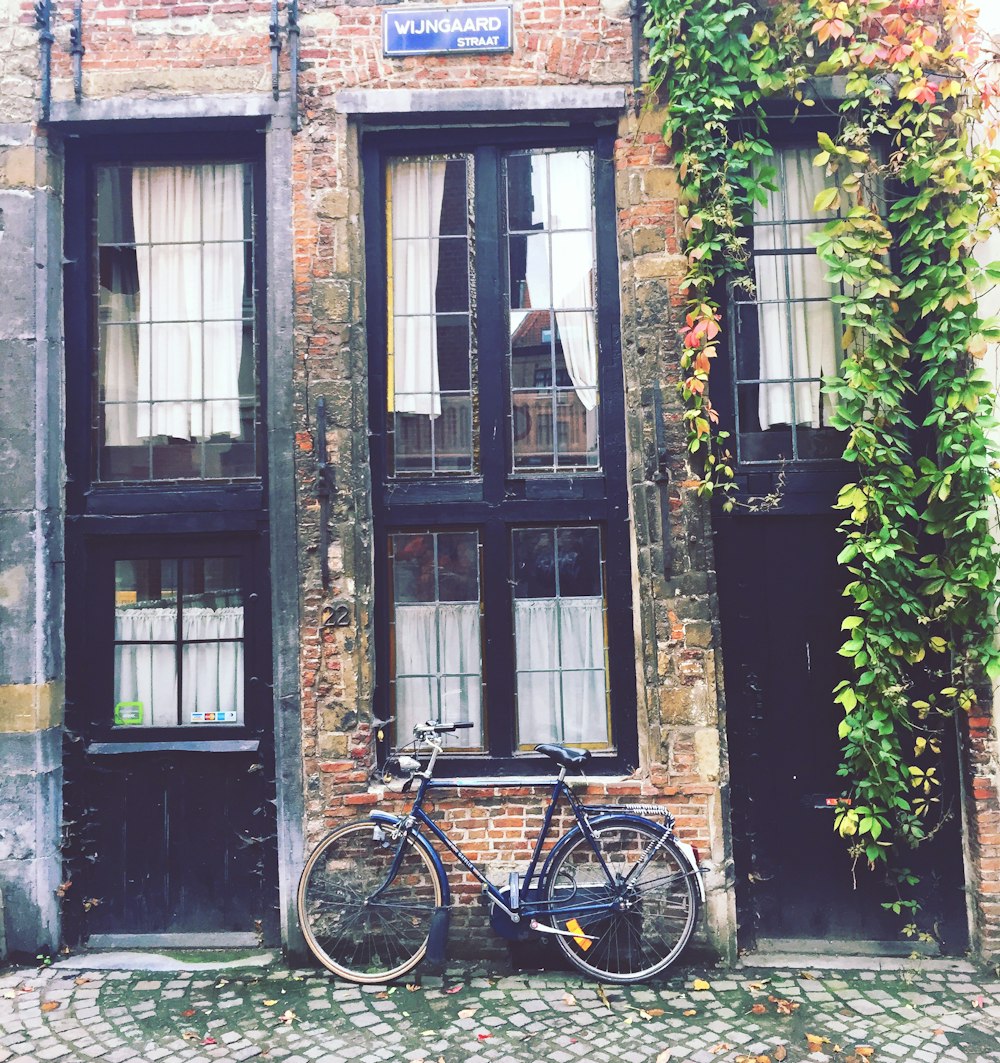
96,162 -> 259,481
728,146 -> 843,464
113,557 -> 244,728
373,134 -> 635,768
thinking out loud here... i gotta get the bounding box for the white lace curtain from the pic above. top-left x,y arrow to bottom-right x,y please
391,159 -> 447,418
392,597 -> 607,749
115,605 -> 244,727
103,164 -> 245,445
525,151 -> 599,411
754,148 -> 839,430
394,602 -> 481,748
514,597 -> 607,746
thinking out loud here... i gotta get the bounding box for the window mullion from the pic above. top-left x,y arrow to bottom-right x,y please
474,146 -> 506,502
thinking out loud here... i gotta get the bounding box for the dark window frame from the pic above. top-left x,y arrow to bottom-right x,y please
64,130 -> 269,517
713,119 -> 851,511
363,125 -> 638,776
63,129 -> 272,743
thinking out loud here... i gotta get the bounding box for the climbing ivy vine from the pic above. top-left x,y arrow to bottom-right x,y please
646,0 -> 1000,926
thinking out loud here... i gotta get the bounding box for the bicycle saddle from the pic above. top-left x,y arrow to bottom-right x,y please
535,743 -> 592,770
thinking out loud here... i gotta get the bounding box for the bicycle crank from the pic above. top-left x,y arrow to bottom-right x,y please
529,919 -> 597,942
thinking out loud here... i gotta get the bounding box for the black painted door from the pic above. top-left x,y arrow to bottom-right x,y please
716,515 -> 967,950
64,535 -> 278,944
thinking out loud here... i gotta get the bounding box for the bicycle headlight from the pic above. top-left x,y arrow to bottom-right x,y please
382,754 -> 420,792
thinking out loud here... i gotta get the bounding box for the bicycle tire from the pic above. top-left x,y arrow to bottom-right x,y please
297,819 -> 444,983
543,816 -> 699,983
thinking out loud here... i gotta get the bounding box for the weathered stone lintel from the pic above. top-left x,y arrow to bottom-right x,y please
49,93 -> 281,127
336,85 -> 626,117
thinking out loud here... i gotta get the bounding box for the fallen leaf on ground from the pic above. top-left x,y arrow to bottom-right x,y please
40,1001 -> 59,1013
563,992 -> 577,1006
215,979 -> 229,988
973,995 -> 986,1008
278,1009 -> 296,1024
73,977 -> 90,986
376,992 -> 389,1000
182,1031 -> 199,1041
181,1009 -> 197,1018
750,1002 -> 768,1014
458,1008 -> 478,1019
597,985 -> 612,1010
799,971 -> 817,980
710,1043 -> 730,1054
855,1049 -> 874,1058
202,1036 -> 217,1046
683,1008 -> 697,1017
406,984 -> 421,992
262,1000 -> 278,1008
692,978 -> 712,991
774,1046 -> 787,1062
655,1050 -> 673,1063
932,1028 -> 944,1037
746,980 -> 769,991
444,985 -> 463,995
641,1007 -> 666,1018
773,998 -> 799,1015
477,1032 -> 492,1041
806,1033 -> 830,1053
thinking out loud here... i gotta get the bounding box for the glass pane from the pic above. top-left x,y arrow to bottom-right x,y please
512,391 -> 555,469
113,559 -> 179,728
556,527 -> 602,597
181,558 -> 244,726
438,158 -> 469,237
435,237 -> 469,313
392,534 -> 436,603
505,152 -> 543,233
510,233 -> 550,310
513,528 -> 556,598
95,163 -> 257,482
390,531 -> 483,750
513,527 -> 609,750
546,151 -> 592,231
550,232 -> 594,308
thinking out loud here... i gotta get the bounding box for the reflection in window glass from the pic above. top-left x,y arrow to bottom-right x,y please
387,156 -> 475,476
114,557 -> 244,727
512,527 -> 609,749
95,164 -> 259,482
390,532 -> 482,749
506,150 -> 599,472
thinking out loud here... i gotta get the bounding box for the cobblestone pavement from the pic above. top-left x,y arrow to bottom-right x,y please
2,957 -> 1000,1063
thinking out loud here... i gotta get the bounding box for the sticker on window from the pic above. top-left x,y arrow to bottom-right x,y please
114,701 -> 144,726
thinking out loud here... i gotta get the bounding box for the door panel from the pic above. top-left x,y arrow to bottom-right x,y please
716,516 -> 967,950
82,751 -> 268,935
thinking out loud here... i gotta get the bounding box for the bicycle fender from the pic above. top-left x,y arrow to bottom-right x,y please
368,810 -> 452,906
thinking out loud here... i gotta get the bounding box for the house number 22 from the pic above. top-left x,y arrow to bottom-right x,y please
321,603 -> 352,628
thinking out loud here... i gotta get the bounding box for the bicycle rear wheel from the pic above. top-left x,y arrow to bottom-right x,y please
543,816 -> 699,983
297,819 -> 444,983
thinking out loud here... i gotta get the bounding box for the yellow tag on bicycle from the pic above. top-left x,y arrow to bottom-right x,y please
565,918 -> 592,951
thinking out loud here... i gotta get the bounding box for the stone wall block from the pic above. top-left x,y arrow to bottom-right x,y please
0,511 -> 36,684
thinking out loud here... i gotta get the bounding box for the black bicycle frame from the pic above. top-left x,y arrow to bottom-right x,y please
378,770 -> 629,922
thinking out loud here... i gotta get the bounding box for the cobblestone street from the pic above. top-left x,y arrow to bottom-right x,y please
2,956 -> 1000,1063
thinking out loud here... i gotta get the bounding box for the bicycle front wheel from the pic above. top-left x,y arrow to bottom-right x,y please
543,817 -> 699,983
297,819 -> 444,983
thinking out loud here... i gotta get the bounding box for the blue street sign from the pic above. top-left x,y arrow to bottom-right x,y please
383,5 -> 513,56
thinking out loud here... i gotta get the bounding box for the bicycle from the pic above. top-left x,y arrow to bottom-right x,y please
297,720 -> 706,984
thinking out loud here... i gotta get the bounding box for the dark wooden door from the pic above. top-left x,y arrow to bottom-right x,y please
716,515 -> 967,950
64,535 -> 278,945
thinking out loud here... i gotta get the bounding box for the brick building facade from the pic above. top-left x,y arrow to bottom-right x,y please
0,0 -> 997,967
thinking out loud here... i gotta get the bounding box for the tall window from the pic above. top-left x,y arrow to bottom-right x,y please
728,147 -> 842,464
95,162 -> 259,481
368,131 -> 636,771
